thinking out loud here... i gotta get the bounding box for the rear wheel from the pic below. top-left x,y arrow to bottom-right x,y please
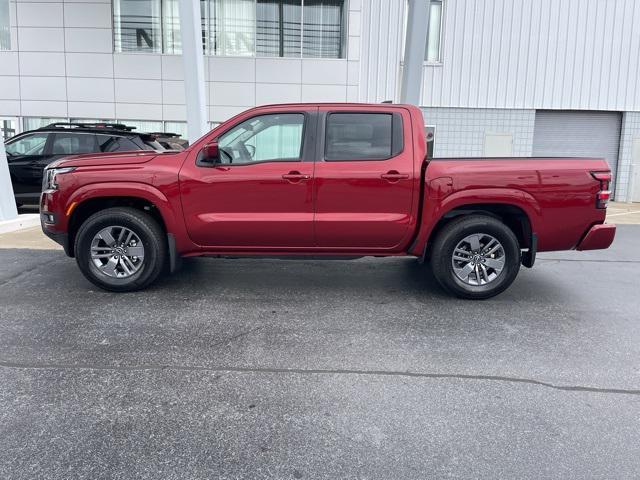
430,215 -> 521,299
74,207 -> 166,292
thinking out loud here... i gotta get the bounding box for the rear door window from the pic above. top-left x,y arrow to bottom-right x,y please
325,113 -> 399,161
51,133 -> 97,155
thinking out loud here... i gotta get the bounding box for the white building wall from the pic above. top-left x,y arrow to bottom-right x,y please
423,107 -> 535,157
355,0 -> 640,111
422,0 -> 640,111
357,0 -> 405,103
0,0 -> 362,129
4,0 -> 640,120
616,112 -> 640,201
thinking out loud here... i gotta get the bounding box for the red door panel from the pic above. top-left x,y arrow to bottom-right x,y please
178,109 -> 316,249
179,161 -> 314,248
314,108 -> 416,250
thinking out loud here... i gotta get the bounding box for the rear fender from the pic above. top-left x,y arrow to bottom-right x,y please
410,188 -> 541,257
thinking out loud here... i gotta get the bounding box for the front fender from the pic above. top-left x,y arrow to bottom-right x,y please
67,182 -> 180,230
64,182 -> 194,254
409,188 -> 541,256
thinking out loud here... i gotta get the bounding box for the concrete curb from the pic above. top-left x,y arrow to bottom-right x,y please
0,214 -> 40,234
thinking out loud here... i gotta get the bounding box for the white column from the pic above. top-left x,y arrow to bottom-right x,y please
178,0 -> 209,142
400,0 -> 430,106
0,139 -> 18,221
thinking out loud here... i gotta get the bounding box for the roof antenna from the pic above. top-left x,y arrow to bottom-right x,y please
381,100 -> 393,104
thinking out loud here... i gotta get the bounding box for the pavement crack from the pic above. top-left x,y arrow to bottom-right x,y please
0,360 -> 638,396
207,325 -> 265,349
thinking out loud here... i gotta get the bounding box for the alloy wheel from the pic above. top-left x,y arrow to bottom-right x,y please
90,226 -> 145,278
451,233 -> 506,286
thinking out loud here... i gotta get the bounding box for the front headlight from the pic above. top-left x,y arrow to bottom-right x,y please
43,167 -> 75,191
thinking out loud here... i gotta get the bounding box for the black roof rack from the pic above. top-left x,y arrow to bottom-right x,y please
42,122 -> 137,131
148,132 -> 180,138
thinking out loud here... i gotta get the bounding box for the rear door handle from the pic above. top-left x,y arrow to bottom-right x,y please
381,171 -> 410,182
282,171 -> 311,182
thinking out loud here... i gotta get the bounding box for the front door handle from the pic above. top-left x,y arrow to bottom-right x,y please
381,171 -> 410,182
282,171 -> 311,183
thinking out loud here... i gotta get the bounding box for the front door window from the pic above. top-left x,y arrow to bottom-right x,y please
5,133 -> 49,157
218,113 -> 305,164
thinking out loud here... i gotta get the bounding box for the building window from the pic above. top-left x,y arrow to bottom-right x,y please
425,0 -> 442,63
23,117 -> 67,131
119,119 -> 164,133
256,0 -> 302,57
20,117 -> 191,141
114,0 -> 162,53
0,0 -> 10,50
255,0 -> 346,58
113,0 -> 346,58
161,0 -> 182,53
164,121 -> 188,138
1,118 -> 17,140
206,0 -> 256,56
302,0 -> 345,58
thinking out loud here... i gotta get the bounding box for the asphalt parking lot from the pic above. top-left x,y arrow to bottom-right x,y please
1,225 -> 639,479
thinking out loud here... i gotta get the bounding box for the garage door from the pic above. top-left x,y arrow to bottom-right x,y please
533,111 -> 622,194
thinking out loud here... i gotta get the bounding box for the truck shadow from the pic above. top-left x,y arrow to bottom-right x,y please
153,256 -> 555,303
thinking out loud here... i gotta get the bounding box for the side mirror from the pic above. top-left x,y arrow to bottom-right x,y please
202,142 -> 219,163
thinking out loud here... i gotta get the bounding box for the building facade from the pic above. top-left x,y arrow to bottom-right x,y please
1,0 -> 640,200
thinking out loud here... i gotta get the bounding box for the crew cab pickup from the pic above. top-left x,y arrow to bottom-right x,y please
40,103 -> 616,299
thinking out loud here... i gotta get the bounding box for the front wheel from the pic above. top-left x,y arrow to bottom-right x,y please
430,215 -> 521,299
74,207 -> 166,292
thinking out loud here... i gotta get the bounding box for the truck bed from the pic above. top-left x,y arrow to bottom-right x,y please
421,157 -> 610,252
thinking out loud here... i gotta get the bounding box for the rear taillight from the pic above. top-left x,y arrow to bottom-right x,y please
591,171 -> 612,209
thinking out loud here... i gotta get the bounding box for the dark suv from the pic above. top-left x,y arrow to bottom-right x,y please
5,123 -> 166,206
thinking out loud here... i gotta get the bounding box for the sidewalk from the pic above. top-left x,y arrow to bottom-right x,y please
0,225 -> 61,249
0,214 -> 40,234
0,208 -> 61,249
606,201 -> 640,225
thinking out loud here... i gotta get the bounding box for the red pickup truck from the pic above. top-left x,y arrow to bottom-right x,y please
40,103 -> 616,299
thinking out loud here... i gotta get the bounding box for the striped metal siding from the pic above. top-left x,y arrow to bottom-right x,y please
358,0 -> 406,103
533,111 -> 622,193
421,0 -> 640,111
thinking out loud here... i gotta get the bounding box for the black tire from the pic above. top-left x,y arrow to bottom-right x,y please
430,215 -> 521,300
74,207 -> 166,292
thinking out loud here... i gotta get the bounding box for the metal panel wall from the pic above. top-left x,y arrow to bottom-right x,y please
358,0 -> 406,103
421,0 -> 640,111
533,111 -> 622,193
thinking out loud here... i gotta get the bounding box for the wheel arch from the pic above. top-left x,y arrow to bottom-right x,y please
422,202 -> 534,262
65,183 -> 179,257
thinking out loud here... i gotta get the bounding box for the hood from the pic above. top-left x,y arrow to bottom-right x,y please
49,151 -> 160,169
